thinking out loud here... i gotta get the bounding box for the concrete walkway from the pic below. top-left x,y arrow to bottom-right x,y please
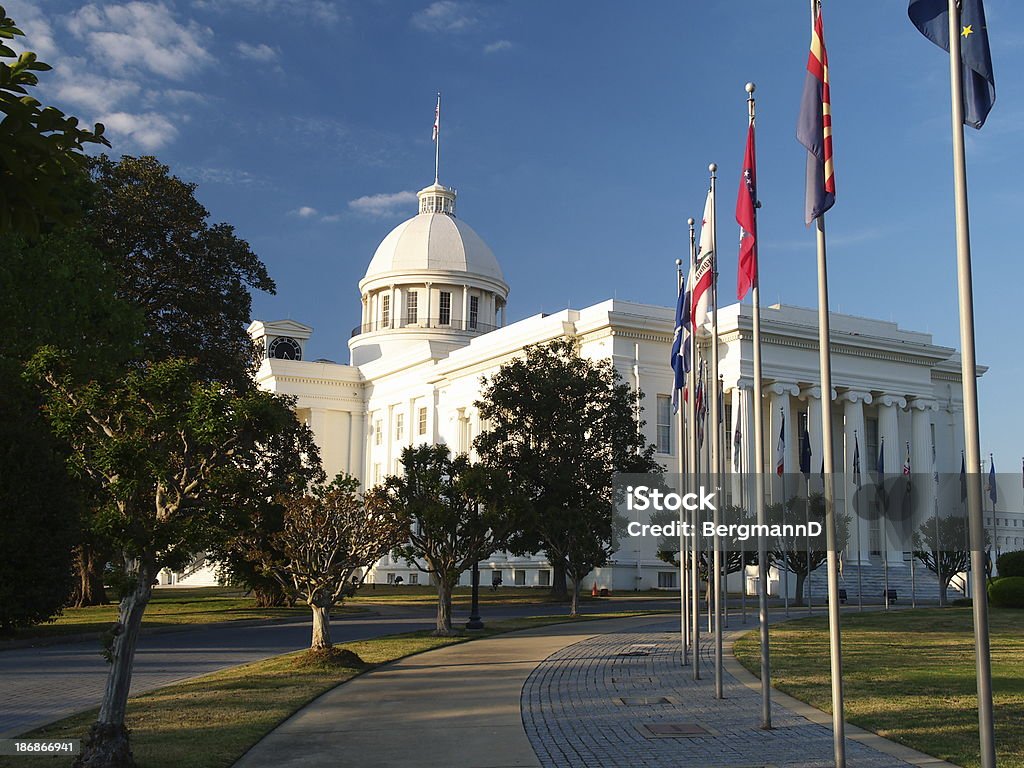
234,614 -> 961,768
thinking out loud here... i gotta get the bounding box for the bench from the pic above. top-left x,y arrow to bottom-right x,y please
885,589 -> 898,603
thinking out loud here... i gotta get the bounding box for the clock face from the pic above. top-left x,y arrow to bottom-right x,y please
268,336 -> 302,361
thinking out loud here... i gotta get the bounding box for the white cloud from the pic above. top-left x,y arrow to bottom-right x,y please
5,1 -> 60,60
183,166 -> 261,186
349,190 -> 417,218
290,206 -> 319,218
99,110 -> 179,150
412,1 -> 478,33
483,39 -> 512,54
236,41 -> 278,62
161,89 -> 209,105
192,0 -> 344,26
67,3 -> 215,80
53,70 -> 142,113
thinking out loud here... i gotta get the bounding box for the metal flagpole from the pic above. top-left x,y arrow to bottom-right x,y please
433,92 -> 441,183
721,374 -> 729,631
781,431 -> 789,617
806,2 -> 846,764
746,83 -> 772,730
677,258 -> 690,666
708,163 -> 724,700
688,219 -> 701,682
739,397 -> 748,624
943,1 -> 996,757
855,431 -> 864,612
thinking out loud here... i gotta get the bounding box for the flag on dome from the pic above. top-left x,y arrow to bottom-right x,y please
909,0 -> 995,129
774,415 -> 782,475
692,190 -> 714,327
432,93 -> 440,141
796,5 -> 835,225
736,122 -> 758,299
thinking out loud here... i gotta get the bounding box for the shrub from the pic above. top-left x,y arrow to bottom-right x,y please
996,550 -> 1024,578
988,576 -> 1024,609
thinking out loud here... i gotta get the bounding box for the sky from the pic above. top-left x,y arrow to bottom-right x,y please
12,0 -> 1024,480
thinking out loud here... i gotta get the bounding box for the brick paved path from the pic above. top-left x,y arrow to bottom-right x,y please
522,620 -> 918,768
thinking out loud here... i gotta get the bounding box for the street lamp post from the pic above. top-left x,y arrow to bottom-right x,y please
466,561 -> 484,630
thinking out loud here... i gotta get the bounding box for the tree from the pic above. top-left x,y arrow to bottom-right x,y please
369,445 -> 513,635
86,155 -> 275,389
913,515 -> 979,606
28,351 -> 305,768
252,474 -> 406,648
474,339 -> 659,615
0,5 -> 109,235
768,493 -> 850,607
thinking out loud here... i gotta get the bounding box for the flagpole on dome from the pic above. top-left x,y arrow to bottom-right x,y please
738,81 -> 771,730
797,1 -> 845,764
907,0 -> 996,760
433,92 -> 441,184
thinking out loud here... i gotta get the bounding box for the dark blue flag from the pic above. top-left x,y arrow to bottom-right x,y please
988,455 -> 997,504
960,451 -> 967,502
670,275 -> 691,413
799,427 -> 812,478
909,0 -> 995,129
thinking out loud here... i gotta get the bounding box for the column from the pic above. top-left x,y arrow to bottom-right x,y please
339,411 -> 352,476
730,380 -> 754,508
425,281 -> 432,328
390,285 -> 397,328
764,382 -> 799,478
840,390 -> 872,564
462,284 -> 469,331
877,394 -> 907,566
910,398 -> 938,540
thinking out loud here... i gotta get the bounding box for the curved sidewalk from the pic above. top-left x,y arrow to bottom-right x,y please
234,614 -> 961,768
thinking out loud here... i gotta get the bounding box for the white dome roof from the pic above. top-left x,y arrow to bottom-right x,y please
363,211 -> 504,284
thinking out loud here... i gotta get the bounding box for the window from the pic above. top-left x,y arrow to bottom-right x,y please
373,463 -> 381,485
469,295 -> 479,329
514,569 -> 527,586
418,407 -> 427,436
656,395 -> 672,454
395,413 -> 404,441
374,419 -> 382,446
408,573 -> 419,585
387,572 -> 395,584
538,570 -> 551,587
439,291 -> 451,325
381,294 -> 390,327
406,291 -> 418,324
658,572 -> 676,588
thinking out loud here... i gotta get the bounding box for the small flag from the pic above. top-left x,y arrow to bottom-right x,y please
775,411 -> 786,477
988,454 -> 997,504
876,437 -> 889,511
877,437 -> 885,476
736,122 -> 758,299
960,451 -> 968,503
799,425 -> 811,479
903,442 -> 912,476
695,360 -> 707,449
670,272 -> 691,413
796,5 -> 836,225
909,0 -> 995,129
432,93 -> 440,141
692,190 -> 714,327
732,414 -> 743,474
853,432 -> 862,485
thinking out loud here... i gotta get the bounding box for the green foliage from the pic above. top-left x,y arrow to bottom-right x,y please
474,339 -> 661,611
0,5 -> 109,235
86,155 -> 275,388
913,515 -> 979,599
988,576 -> 1024,609
369,445 -> 516,633
997,550 -> 1024,578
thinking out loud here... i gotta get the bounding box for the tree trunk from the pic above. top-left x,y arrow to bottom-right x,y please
435,579 -> 454,636
71,544 -> 109,608
939,578 -> 948,607
74,560 -> 154,768
793,571 -> 807,607
569,574 -> 581,617
550,558 -> 568,601
310,602 -> 332,649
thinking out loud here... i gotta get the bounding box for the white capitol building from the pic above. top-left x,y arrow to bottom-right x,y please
165,174 -> 1018,600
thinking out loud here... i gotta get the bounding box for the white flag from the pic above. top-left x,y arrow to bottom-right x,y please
432,95 -> 440,142
692,189 -> 714,327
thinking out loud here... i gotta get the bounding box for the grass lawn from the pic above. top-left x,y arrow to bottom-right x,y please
0,587 -> 364,642
3,610 -> 665,768
733,607 -> 1024,768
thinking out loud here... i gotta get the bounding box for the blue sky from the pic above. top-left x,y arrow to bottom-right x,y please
13,0 -> 1024,478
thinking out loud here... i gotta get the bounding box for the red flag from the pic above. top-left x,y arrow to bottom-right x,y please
735,123 -> 757,299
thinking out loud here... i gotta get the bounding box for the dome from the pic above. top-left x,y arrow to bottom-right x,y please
361,184 -> 505,285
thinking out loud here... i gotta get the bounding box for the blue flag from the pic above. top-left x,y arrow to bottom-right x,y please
799,427 -> 812,478
960,451 -> 967,503
853,433 -> 861,485
909,0 -> 995,129
670,276 -> 691,413
988,455 -> 997,504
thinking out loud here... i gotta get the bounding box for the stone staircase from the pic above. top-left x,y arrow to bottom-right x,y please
800,560 -> 966,604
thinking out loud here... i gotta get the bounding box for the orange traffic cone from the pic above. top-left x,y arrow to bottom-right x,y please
591,582 -> 598,597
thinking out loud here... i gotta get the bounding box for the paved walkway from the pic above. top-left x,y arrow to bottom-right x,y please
234,613 -> 960,768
